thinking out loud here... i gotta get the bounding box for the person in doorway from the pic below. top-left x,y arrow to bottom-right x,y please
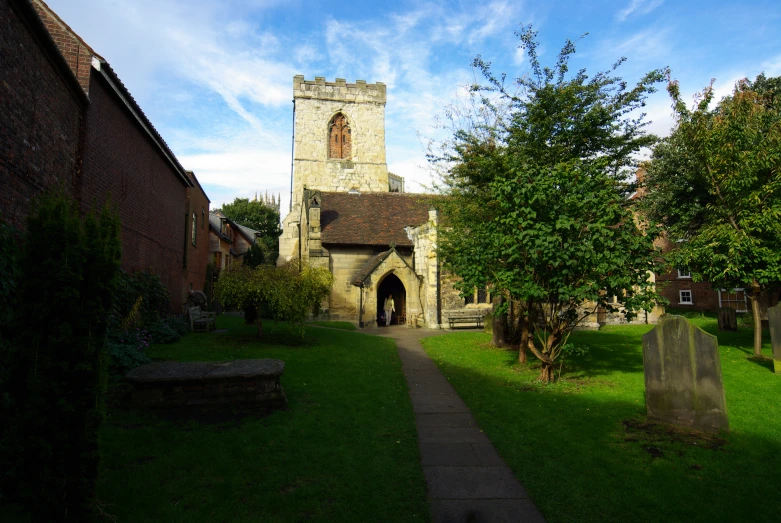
383,294 -> 395,326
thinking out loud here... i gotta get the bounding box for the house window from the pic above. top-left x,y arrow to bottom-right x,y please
679,290 -> 693,305
477,287 -> 489,304
677,268 -> 691,279
719,288 -> 748,313
328,113 -> 351,159
191,212 -> 197,246
201,207 -> 205,229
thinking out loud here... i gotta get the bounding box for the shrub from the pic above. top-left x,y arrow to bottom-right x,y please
107,339 -> 153,378
165,315 -> 191,336
4,191 -> 121,518
147,321 -> 181,344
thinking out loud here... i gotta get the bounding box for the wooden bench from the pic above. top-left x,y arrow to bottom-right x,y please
189,306 -> 217,332
444,310 -> 486,329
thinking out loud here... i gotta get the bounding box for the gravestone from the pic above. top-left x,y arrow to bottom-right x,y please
717,307 -> 737,332
768,303 -> 781,374
642,315 -> 729,431
126,359 -> 287,412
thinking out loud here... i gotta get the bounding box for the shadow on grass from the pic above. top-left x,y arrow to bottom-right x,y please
427,353 -> 781,523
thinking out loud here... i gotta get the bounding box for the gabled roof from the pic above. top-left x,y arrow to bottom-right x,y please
235,223 -> 261,244
352,249 -> 393,285
319,192 -> 439,247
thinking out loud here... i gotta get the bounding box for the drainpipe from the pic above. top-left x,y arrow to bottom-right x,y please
359,283 -> 364,328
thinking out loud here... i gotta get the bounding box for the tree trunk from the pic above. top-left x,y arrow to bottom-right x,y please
538,362 -> 554,383
751,283 -> 762,357
492,295 -> 508,347
518,311 -> 530,364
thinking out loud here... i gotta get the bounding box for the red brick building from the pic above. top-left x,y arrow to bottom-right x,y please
0,0 -> 86,229
1,0 -> 211,312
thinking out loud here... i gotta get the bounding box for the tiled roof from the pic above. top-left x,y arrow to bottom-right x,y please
351,249 -> 393,285
320,192 -> 439,246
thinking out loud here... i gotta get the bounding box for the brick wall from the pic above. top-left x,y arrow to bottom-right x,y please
183,173 -> 210,303
32,0 -> 94,92
0,0 -> 84,229
81,71 -> 189,312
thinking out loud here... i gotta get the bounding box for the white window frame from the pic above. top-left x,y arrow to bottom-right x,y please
718,288 -> 748,313
677,268 -> 692,279
679,290 -> 693,305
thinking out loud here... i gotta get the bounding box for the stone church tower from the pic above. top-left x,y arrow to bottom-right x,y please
290,75 -> 390,196
279,76 -> 401,266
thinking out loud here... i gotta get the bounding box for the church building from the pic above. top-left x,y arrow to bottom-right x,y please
278,76 -> 479,328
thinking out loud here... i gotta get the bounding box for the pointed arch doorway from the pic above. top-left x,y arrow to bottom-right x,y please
377,273 -> 406,326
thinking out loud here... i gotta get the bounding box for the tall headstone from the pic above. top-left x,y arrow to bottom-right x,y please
768,303 -> 781,373
642,315 -> 729,432
717,307 -> 737,331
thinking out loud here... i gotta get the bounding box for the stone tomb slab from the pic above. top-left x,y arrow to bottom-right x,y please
642,315 -> 729,431
768,303 -> 781,373
125,359 -> 287,412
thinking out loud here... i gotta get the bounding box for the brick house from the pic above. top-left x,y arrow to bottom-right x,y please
208,210 -> 263,275
1,0 -> 211,312
184,170 -> 211,301
0,0 -> 87,229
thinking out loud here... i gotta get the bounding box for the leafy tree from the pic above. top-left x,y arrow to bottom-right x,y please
215,262 -> 333,338
434,26 -> 666,382
641,74 -> 781,356
1,191 -> 121,518
218,198 -> 282,262
240,243 -> 266,324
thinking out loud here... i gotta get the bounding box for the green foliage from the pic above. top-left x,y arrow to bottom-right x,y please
106,338 -> 153,379
0,220 -> 20,501
165,315 -> 191,337
204,263 -> 215,305
435,26 -> 665,380
642,74 -> 781,355
147,321 -> 181,344
2,190 -> 121,518
242,242 -> 266,268
112,269 -> 171,328
217,198 -> 282,262
215,262 -> 333,337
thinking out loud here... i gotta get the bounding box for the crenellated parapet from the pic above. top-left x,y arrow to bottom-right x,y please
293,75 -> 386,105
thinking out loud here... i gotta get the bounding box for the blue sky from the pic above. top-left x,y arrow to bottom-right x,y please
46,0 -> 781,218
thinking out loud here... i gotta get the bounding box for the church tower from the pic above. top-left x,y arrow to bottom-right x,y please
290,75 -> 389,198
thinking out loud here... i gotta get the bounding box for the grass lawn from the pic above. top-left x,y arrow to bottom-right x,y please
421,317 -> 781,523
96,315 -> 427,522
306,320 -> 358,331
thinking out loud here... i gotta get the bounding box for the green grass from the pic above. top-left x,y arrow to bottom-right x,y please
96,316 -> 427,522
421,318 -> 781,523
306,320 -> 358,331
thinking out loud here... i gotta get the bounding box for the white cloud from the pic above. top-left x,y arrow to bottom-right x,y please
616,0 -> 665,22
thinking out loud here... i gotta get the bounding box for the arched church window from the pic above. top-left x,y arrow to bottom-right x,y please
329,113 -> 351,159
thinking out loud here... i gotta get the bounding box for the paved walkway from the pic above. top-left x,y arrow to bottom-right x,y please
363,325 -> 545,523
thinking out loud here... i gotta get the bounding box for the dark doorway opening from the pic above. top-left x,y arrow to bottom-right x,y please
377,273 -> 406,326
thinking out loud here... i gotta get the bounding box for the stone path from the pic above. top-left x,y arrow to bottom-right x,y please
363,326 -> 545,523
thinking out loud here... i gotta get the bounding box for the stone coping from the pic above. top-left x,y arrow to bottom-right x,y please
126,359 -> 285,384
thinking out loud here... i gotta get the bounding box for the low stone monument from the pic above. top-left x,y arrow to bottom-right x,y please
717,307 -> 737,332
768,303 -> 781,373
126,359 -> 287,412
642,315 -> 729,431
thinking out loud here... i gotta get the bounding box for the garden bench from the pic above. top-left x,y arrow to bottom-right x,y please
444,310 -> 486,329
188,306 -> 217,332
